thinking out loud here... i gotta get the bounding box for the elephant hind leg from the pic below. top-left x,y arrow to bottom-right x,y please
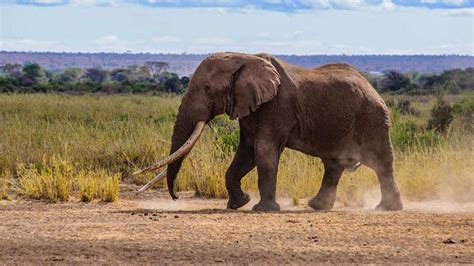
362,146 -> 403,211
308,159 -> 344,211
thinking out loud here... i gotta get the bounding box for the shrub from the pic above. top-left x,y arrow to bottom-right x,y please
427,92 -> 453,133
396,100 -> 412,114
452,95 -> 474,132
390,109 -> 442,150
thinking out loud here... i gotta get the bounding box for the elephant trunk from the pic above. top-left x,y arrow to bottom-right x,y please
133,89 -> 212,198
166,112 -> 203,199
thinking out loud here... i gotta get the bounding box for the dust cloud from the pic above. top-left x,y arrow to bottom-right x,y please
136,189 -> 473,213
362,186 -> 474,213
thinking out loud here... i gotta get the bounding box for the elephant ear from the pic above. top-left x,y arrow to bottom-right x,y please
229,56 -> 281,120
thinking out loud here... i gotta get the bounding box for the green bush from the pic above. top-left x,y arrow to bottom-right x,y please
390,109 -> 442,150
453,95 -> 474,132
427,93 -> 453,133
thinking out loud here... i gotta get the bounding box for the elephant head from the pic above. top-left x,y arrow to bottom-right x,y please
133,52 -> 281,199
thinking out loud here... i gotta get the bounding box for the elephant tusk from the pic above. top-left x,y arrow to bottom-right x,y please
136,169 -> 167,194
132,121 -> 206,176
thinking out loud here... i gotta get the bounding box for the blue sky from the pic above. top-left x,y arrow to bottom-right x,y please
1,0 -> 473,55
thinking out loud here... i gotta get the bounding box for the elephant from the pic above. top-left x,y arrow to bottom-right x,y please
134,52 -> 403,212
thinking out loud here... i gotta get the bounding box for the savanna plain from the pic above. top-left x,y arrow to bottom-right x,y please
0,94 -> 473,263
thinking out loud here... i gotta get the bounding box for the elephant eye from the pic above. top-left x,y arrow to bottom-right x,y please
204,85 -> 211,92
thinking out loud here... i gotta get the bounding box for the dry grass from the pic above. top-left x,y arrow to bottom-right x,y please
18,156 -> 73,202
0,172 -> 9,200
16,156 -> 120,202
0,94 -> 472,204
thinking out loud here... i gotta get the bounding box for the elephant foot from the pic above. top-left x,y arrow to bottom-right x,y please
375,194 -> 403,211
252,200 -> 280,212
227,193 -> 251,210
308,195 -> 335,211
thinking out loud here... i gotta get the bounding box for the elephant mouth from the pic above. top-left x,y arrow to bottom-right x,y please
132,121 -> 206,194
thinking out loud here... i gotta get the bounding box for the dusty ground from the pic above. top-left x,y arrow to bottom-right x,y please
1,186 -> 473,264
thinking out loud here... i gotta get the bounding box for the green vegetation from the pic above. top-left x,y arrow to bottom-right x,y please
366,68 -> 473,95
0,93 -> 472,204
0,62 -> 189,94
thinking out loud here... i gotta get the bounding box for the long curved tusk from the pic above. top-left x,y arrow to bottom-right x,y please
132,121 -> 206,176
136,169 -> 167,194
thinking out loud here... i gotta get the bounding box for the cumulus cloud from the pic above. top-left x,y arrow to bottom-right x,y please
9,0 -> 474,10
421,0 -> 467,6
13,0 -> 118,6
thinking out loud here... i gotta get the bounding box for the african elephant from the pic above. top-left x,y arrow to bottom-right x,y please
134,52 -> 403,212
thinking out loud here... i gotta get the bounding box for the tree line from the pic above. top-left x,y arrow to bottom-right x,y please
0,61 -> 190,94
366,68 -> 473,95
0,61 -> 472,95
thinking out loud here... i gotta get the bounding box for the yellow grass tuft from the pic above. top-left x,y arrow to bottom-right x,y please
99,173 -> 120,202
0,172 -> 9,200
18,156 -> 73,202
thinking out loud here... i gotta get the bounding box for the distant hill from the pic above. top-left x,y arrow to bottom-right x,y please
1,51 -> 473,76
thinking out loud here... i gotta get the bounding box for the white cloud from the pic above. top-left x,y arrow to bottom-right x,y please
300,0 -> 395,11
91,35 -> 130,52
330,0 -> 363,9
71,0 -> 118,6
29,0 -> 64,4
379,0 -> 395,10
0,39 -> 68,52
421,0 -> 467,5
445,8 -> 474,16
430,41 -> 474,54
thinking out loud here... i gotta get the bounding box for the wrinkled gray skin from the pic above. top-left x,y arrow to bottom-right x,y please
167,52 -> 403,212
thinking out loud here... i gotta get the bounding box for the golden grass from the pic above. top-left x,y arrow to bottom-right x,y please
0,172 -> 9,200
1,94 -> 472,204
16,156 -> 120,202
18,156 -> 73,202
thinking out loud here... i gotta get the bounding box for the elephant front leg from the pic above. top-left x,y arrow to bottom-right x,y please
252,139 -> 282,212
309,159 -> 344,211
225,142 -> 255,210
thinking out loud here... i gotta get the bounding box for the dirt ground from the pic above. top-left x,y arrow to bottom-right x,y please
1,186 -> 473,264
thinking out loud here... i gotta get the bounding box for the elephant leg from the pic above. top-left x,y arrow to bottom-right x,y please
374,161 -> 403,211
226,142 -> 255,210
252,139 -> 282,212
308,159 -> 344,211
362,143 -> 403,211
375,170 -> 403,211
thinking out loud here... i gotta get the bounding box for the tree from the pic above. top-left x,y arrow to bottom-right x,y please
84,68 -> 108,83
110,68 -> 130,83
443,80 -> 460,94
163,73 -> 183,93
144,61 -> 169,81
180,76 -> 190,88
21,63 -> 43,86
1,63 -> 23,79
381,70 -> 410,92
56,67 -> 82,83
